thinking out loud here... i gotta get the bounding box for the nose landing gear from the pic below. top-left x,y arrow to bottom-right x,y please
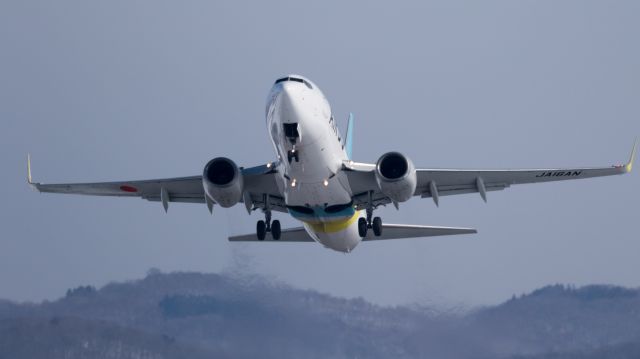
287,147 -> 299,164
283,123 -> 300,164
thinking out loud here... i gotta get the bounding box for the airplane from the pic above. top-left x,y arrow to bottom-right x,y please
28,74 -> 636,253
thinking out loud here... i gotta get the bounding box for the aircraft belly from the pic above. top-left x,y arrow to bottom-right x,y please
302,213 -> 363,253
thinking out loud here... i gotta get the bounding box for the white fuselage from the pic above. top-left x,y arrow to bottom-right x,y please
265,75 -> 363,252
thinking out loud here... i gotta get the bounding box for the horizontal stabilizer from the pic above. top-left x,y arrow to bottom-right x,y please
228,224 -> 476,242
228,227 -> 314,242
363,224 -> 476,241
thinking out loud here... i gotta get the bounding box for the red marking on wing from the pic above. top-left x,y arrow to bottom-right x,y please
120,185 -> 138,193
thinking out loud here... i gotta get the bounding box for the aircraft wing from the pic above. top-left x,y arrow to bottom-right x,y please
345,141 -> 636,209
27,156 -> 286,212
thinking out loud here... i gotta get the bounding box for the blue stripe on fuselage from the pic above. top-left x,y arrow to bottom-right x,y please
288,206 -> 356,222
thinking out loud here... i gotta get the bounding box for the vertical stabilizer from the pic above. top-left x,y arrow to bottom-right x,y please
344,113 -> 354,160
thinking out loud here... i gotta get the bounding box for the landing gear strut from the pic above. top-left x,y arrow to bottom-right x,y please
358,192 -> 383,238
256,199 -> 281,240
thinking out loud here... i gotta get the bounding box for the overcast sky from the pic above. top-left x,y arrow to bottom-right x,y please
1,0 -> 638,307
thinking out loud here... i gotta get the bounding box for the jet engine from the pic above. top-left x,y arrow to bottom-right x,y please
375,152 -> 417,203
202,157 -> 243,208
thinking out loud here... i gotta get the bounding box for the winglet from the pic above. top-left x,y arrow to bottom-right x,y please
27,154 -> 38,191
27,154 -> 32,183
625,138 -> 637,173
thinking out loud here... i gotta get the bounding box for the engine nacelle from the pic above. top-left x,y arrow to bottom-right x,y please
375,152 -> 417,203
202,157 -> 243,208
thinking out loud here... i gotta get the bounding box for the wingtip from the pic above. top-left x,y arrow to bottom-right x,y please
625,138 -> 637,173
27,153 -> 38,191
27,153 -> 32,183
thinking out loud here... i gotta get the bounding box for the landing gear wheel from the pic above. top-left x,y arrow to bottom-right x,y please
271,220 -> 281,240
372,217 -> 382,237
358,217 -> 368,238
256,220 -> 266,240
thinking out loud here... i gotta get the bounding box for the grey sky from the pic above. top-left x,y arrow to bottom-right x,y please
1,1 -> 638,307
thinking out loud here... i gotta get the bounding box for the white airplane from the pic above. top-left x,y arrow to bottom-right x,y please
28,75 -> 636,253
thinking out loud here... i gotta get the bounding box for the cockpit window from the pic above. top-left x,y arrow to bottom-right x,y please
274,76 -> 313,89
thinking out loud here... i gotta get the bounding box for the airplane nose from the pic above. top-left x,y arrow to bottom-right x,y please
277,83 -> 302,123
280,82 -> 298,101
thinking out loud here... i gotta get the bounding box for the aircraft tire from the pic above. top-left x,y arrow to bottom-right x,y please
372,217 -> 382,236
257,220 -> 266,240
271,220 -> 281,240
358,217 -> 368,238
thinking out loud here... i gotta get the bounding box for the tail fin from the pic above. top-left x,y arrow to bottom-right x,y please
344,113 -> 354,159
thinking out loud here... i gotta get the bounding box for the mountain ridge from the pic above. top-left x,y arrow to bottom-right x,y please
2,271 -> 639,359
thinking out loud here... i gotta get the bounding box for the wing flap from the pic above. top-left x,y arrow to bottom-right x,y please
363,224 -> 476,241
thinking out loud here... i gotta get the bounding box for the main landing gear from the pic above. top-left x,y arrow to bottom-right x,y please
358,205 -> 382,238
256,209 -> 281,240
